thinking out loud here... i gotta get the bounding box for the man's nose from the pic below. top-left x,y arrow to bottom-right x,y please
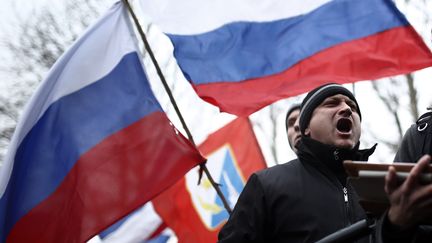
339,102 -> 352,117
294,119 -> 300,132
294,123 -> 300,132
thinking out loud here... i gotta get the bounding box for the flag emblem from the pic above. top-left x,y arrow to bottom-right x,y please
152,117 -> 266,243
186,145 -> 245,229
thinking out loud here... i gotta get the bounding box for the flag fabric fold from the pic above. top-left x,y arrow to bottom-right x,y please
152,117 -> 267,243
139,0 -> 432,116
0,3 -> 204,243
99,202 -> 167,243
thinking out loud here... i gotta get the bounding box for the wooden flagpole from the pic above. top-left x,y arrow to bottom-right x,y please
122,0 -> 232,214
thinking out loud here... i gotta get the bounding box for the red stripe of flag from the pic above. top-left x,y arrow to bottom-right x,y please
8,112 -> 204,243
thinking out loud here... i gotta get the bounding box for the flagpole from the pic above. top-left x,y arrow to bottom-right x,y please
352,83 -> 356,96
123,0 -> 232,214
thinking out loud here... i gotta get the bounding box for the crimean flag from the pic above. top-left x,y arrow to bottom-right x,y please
152,117 -> 267,243
0,3 -> 204,243
139,0 -> 432,116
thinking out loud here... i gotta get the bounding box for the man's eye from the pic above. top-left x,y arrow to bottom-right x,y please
348,104 -> 358,112
324,101 -> 337,106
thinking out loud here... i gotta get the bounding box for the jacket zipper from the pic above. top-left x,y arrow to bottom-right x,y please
343,187 -> 351,226
334,149 -> 352,226
333,150 -> 339,160
343,187 -> 348,202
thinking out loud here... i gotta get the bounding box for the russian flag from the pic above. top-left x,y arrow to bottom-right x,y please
0,2 -> 204,243
98,202 -> 167,242
139,0 -> 432,116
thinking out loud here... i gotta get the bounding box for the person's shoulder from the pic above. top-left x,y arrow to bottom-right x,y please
255,158 -> 300,179
395,110 -> 432,162
416,110 -> 432,132
403,110 -> 432,136
251,159 -> 302,192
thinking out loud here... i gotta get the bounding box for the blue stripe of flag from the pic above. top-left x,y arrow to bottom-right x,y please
168,0 -> 408,84
0,52 -> 160,240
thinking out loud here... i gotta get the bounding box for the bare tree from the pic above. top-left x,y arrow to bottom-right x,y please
253,103 -> 284,165
3,0 -> 108,81
370,77 -> 408,152
0,0 -> 112,163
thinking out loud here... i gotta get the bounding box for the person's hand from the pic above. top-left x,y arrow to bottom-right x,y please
385,154 -> 432,229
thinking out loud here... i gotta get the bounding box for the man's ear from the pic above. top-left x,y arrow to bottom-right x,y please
304,127 -> 311,136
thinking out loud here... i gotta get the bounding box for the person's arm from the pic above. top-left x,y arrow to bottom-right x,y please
378,155 -> 432,243
218,174 -> 267,243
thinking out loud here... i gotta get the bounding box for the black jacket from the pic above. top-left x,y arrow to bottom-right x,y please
218,137 -> 375,243
379,111 -> 432,243
394,111 -> 432,162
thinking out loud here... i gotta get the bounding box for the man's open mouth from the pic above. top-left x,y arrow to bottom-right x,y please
336,118 -> 352,133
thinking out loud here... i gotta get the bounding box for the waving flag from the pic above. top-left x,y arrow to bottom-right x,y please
0,3 -> 204,243
152,117 -> 267,243
99,202 -> 167,243
139,0 -> 432,116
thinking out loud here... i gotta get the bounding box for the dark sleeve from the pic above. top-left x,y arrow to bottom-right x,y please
394,124 -> 419,163
375,212 -> 416,243
376,212 -> 432,243
415,225 -> 432,242
218,173 -> 267,243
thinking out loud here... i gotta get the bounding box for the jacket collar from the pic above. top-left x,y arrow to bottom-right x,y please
296,136 -> 377,185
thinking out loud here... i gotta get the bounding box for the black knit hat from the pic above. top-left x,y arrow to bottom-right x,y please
299,83 -> 361,135
285,103 -> 301,131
